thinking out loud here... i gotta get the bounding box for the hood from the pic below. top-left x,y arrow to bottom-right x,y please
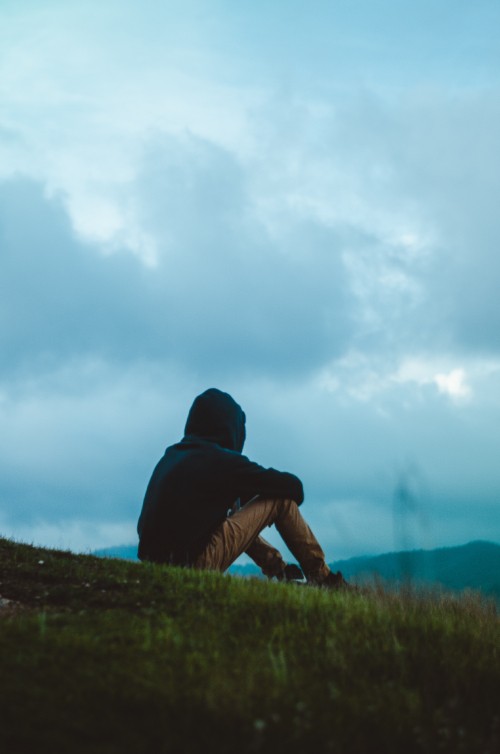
184,388 -> 246,452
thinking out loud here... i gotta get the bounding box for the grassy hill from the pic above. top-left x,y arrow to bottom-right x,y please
1,536 -> 499,753
95,540 -> 500,602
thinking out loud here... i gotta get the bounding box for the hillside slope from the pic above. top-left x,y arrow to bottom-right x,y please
95,540 -> 500,600
1,536 -> 499,754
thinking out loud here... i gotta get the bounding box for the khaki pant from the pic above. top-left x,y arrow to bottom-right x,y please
193,498 -> 330,582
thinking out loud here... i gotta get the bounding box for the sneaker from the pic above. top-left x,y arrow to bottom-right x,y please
318,570 -> 355,591
276,563 -> 305,582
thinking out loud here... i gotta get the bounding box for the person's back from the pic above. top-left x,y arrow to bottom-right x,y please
138,439 -> 230,563
138,438 -> 259,563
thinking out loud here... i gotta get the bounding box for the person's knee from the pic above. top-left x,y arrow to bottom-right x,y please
274,498 -> 298,520
277,498 -> 298,508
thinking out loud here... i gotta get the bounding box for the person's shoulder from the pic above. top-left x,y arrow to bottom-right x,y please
218,448 -> 263,470
174,437 -> 241,458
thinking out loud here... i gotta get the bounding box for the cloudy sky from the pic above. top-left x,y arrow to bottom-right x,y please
1,0 -> 499,561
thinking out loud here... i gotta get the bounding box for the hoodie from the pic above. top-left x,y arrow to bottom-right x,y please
137,388 -> 304,564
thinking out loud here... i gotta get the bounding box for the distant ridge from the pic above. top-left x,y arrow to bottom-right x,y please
332,540 -> 500,600
94,540 -> 500,600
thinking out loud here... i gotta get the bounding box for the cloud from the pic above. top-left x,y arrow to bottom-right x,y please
2,4 -> 499,370
254,90 -> 500,359
433,369 -> 470,400
0,161 -> 353,383
0,356 -> 199,531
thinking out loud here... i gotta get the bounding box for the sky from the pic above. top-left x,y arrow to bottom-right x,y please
1,0 -> 499,561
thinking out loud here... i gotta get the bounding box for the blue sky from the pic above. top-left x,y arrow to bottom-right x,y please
1,0 -> 499,560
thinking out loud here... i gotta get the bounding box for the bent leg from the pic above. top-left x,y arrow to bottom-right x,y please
273,499 -> 330,582
193,497 -> 283,573
245,535 -> 287,578
193,497 -> 330,582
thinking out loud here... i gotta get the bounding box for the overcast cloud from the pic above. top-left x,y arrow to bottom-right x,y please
1,0 -> 499,560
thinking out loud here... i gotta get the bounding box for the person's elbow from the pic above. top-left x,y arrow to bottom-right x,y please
291,477 -> 304,505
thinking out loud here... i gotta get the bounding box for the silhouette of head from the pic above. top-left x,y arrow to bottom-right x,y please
184,388 -> 246,452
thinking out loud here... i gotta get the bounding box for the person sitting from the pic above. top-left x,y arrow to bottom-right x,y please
137,388 -> 349,589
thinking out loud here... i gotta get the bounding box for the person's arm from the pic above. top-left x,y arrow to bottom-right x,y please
223,452 -> 304,505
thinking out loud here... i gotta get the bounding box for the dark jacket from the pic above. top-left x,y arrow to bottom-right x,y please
137,388 -> 304,564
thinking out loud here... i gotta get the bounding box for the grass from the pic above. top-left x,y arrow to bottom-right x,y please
1,536 -> 499,753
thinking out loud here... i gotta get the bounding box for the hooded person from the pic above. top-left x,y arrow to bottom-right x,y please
137,388 -> 349,588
